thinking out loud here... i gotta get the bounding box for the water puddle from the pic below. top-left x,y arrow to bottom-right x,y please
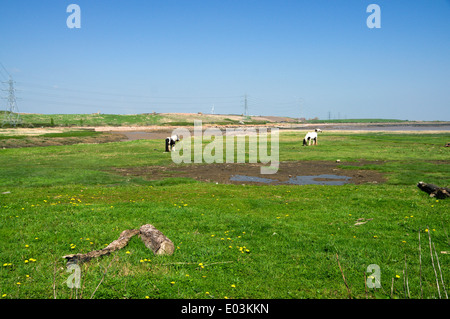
286,174 -> 351,186
230,175 -> 279,184
230,174 -> 351,185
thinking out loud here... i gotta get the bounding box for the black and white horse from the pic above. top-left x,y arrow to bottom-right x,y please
302,129 -> 321,146
165,134 -> 180,152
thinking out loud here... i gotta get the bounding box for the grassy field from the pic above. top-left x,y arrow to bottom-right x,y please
4,111 -> 432,127
3,112 -> 274,127
0,130 -> 448,299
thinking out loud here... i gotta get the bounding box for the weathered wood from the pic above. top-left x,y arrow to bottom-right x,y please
63,229 -> 139,264
63,224 -> 174,264
139,224 -> 175,255
417,182 -> 450,199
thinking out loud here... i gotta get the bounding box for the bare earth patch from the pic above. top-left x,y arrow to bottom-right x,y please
0,133 -> 127,149
111,160 -> 386,185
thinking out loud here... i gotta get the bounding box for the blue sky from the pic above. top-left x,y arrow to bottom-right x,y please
0,0 -> 449,120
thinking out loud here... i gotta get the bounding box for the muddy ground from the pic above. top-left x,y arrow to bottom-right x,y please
111,160 -> 386,186
0,132 -> 127,149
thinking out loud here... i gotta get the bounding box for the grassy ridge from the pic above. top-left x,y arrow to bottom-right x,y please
0,131 -> 449,299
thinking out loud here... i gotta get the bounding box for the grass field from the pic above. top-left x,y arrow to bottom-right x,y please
0,129 -> 449,299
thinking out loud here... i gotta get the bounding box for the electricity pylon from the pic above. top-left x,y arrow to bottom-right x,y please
2,76 -> 21,127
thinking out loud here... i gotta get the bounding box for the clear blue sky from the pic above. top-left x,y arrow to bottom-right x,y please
1,0 -> 449,120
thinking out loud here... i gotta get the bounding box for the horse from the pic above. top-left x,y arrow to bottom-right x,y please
302,131 -> 318,146
165,134 -> 180,152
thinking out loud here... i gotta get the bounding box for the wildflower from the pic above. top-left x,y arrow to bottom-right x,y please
126,251 -> 131,254
205,292 -> 210,295
395,275 -> 400,279
2,294 -> 6,297
145,296 -> 150,299
170,281 -> 175,285
425,229 -> 429,232
16,282 -> 21,285
231,284 -> 236,288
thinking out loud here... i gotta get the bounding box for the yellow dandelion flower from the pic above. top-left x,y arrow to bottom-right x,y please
231,284 -> 236,288
145,296 -> 150,299
395,275 -> 400,279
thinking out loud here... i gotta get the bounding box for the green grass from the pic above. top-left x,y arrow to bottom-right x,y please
306,119 -> 410,123
15,113 -> 163,127
0,131 -> 449,299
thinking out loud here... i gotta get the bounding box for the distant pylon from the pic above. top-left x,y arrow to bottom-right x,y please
2,76 -> 21,127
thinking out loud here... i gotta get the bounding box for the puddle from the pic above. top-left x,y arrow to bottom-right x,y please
286,174 -> 351,186
230,175 -> 279,184
229,174 -> 351,185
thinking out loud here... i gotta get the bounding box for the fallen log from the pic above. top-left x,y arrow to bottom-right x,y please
417,182 -> 450,199
63,224 -> 174,264
139,224 -> 175,255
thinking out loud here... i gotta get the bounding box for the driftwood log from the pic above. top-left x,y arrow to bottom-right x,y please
63,224 -> 174,264
417,182 -> 450,199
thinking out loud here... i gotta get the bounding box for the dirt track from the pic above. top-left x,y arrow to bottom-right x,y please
111,160 -> 386,186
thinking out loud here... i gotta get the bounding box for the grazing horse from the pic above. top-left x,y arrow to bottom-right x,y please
165,134 -> 180,152
303,131 -> 318,146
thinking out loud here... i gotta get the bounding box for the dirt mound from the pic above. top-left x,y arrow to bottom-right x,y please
111,160 -> 385,186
